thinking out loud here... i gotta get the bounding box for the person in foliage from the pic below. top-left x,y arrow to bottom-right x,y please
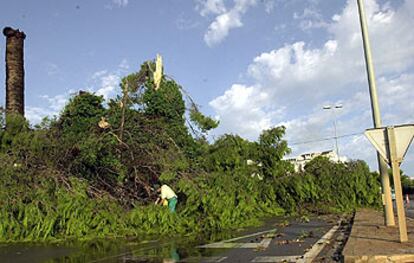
155,184 -> 178,213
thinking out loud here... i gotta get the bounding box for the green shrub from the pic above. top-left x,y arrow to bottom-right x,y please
0,60 -> 380,242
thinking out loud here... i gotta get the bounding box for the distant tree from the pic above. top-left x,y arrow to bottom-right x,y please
388,168 -> 414,188
58,91 -> 106,137
205,134 -> 252,172
257,126 -> 292,178
203,126 -> 292,178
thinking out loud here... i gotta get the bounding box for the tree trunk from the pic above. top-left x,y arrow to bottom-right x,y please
3,27 -> 25,117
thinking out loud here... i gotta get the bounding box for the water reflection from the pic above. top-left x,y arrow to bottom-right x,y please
0,223 -> 271,262
1,238 -> 213,263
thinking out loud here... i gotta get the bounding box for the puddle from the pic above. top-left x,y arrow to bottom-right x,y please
0,216 -> 290,262
0,231 -> 237,262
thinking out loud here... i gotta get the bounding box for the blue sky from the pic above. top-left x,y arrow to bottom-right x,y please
1,0 -> 414,176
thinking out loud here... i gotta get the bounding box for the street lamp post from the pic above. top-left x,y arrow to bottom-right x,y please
323,104 -> 342,161
357,0 -> 395,227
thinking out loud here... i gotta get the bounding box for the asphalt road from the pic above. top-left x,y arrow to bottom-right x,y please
195,216 -> 341,263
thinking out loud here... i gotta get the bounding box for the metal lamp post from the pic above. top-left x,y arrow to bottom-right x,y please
323,104 -> 342,161
357,0 -> 395,226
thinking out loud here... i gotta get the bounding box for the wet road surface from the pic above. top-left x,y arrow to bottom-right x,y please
196,217 -> 339,263
0,215 -> 342,263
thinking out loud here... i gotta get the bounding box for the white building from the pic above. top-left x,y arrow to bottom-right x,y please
285,150 -> 347,172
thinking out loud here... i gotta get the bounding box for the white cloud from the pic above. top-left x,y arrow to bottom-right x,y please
118,58 -> 129,71
204,12 -> 242,47
176,13 -> 200,30
94,73 -> 121,100
204,0 -> 257,47
88,59 -> 129,100
294,7 -> 328,31
40,94 -> 69,112
209,0 -> 414,171
247,40 -> 344,103
327,0 -> 414,74
105,0 -> 128,9
378,74 -> 414,125
91,70 -> 108,80
112,0 -> 128,7
263,0 -> 276,14
25,60 -> 129,125
26,107 -> 55,125
196,0 -> 227,17
26,91 -> 74,125
209,84 -> 284,140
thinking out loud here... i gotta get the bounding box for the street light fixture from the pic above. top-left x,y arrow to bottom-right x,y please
323,104 -> 343,161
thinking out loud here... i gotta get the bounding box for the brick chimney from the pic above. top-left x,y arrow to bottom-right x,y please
3,26 -> 26,117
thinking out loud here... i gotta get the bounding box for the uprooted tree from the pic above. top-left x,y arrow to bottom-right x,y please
13,58 -> 219,206
0,57 -> 380,242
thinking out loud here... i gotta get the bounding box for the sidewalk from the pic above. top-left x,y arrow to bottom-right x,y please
342,208 -> 414,263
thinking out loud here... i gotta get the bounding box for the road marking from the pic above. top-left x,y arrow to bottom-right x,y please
207,229 -> 278,243
199,256 -> 228,262
251,255 -> 302,262
199,238 -> 271,249
198,229 -> 277,249
216,256 -> 227,262
297,223 -> 340,263
259,235 -> 272,248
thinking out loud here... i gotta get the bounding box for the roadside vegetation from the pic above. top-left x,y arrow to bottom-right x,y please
0,59 -> 381,242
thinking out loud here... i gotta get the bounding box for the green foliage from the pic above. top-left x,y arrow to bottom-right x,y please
0,168 -> 127,242
204,134 -> 252,172
58,92 -> 106,137
272,157 -> 381,213
1,114 -> 29,150
143,79 -> 185,122
142,78 -> 196,158
257,126 -> 293,178
203,127 -> 292,179
189,106 -> 219,134
387,168 -> 414,189
0,58 -> 381,243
